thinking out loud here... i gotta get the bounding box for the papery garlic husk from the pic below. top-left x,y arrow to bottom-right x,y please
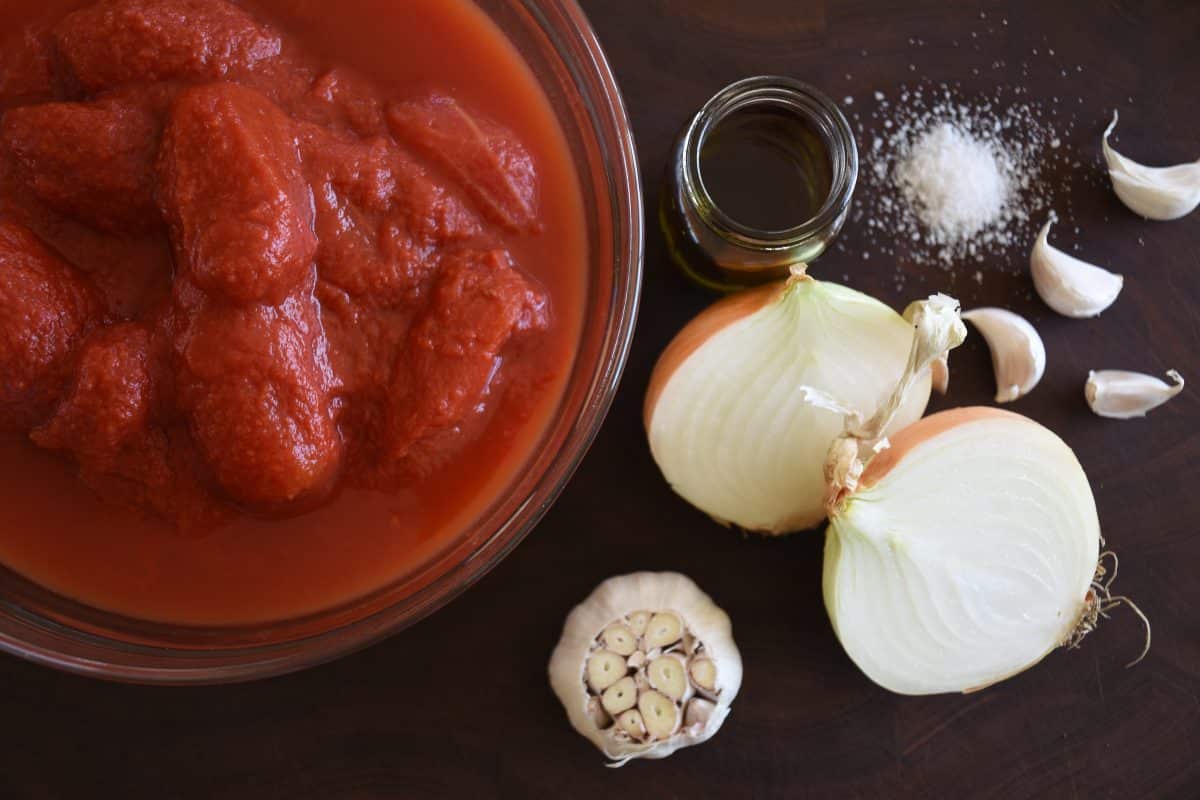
1103,111 -> 1200,221
1086,369 -> 1184,419
904,301 -> 949,394
961,308 -> 1046,403
824,408 -> 1106,695
549,573 -> 743,765
645,267 -> 934,534
1031,217 -> 1123,318
823,293 -> 966,510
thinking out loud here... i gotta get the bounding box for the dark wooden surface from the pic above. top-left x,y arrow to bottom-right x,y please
2,1 -> 1198,798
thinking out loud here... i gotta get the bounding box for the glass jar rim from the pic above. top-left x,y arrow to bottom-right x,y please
682,75 -> 859,251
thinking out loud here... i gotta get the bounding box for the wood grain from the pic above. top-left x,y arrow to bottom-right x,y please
0,1 -> 1197,798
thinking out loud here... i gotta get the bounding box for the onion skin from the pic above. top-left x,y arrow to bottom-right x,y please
643,281 -> 783,430
854,406 -> 1023,492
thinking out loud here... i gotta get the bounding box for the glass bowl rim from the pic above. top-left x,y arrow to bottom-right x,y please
0,0 -> 643,684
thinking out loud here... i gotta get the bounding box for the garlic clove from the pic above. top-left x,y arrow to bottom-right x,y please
548,572 -> 742,765
601,676 -> 639,716
647,655 -> 689,701
1103,111 -> 1200,221
689,657 -> 717,692
585,650 -> 626,693
602,624 -> 637,656
961,308 -> 1046,403
615,709 -> 647,741
1030,217 -> 1123,318
685,698 -> 716,730
1085,369 -> 1184,419
638,691 -> 679,740
643,611 -> 683,650
587,696 -> 612,730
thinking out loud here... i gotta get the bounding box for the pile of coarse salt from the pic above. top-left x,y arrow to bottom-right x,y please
848,83 -> 1078,270
895,122 -> 1014,250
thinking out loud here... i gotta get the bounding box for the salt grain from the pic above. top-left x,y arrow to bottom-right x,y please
894,123 -> 1013,246
853,83 -> 1075,269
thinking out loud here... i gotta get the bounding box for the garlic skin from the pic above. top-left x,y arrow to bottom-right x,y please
823,293 -> 966,512
1103,111 -> 1200,221
645,272 -> 932,534
961,308 -> 1046,403
1086,369 -> 1184,419
1030,217 -> 1123,318
549,573 -> 742,765
904,301 -> 949,394
824,408 -> 1101,695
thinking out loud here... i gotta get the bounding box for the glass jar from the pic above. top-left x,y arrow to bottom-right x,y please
662,76 -> 858,292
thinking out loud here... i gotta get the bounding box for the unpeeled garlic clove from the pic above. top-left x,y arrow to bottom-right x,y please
961,308 -> 1046,403
1085,369 -> 1184,419
1103,111 -> 1200,221
1030,217 -> 1123,318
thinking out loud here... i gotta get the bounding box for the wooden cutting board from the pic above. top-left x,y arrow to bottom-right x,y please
1,1 -> 1196,797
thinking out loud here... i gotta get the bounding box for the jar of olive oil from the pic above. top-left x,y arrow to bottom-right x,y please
662,76 -> 858,292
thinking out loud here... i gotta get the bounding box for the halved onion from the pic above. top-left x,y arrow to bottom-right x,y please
645,271 -> 932,534
824,407 -> 1103,695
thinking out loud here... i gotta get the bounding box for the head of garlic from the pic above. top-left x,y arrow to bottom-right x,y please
1030,216 -> 1123,318
645,267 -> 934,535
1103,111 -> 1200,221
548,573 -> 742,765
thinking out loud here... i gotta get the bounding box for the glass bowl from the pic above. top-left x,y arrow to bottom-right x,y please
0,0 -> 642,684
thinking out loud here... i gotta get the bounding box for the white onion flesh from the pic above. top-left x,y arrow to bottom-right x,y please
646,277 -> 931,534
824,408 -> 1100,695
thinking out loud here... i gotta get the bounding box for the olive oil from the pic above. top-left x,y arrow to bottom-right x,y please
662,77 -> 858,293
699,106 -> 832,233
